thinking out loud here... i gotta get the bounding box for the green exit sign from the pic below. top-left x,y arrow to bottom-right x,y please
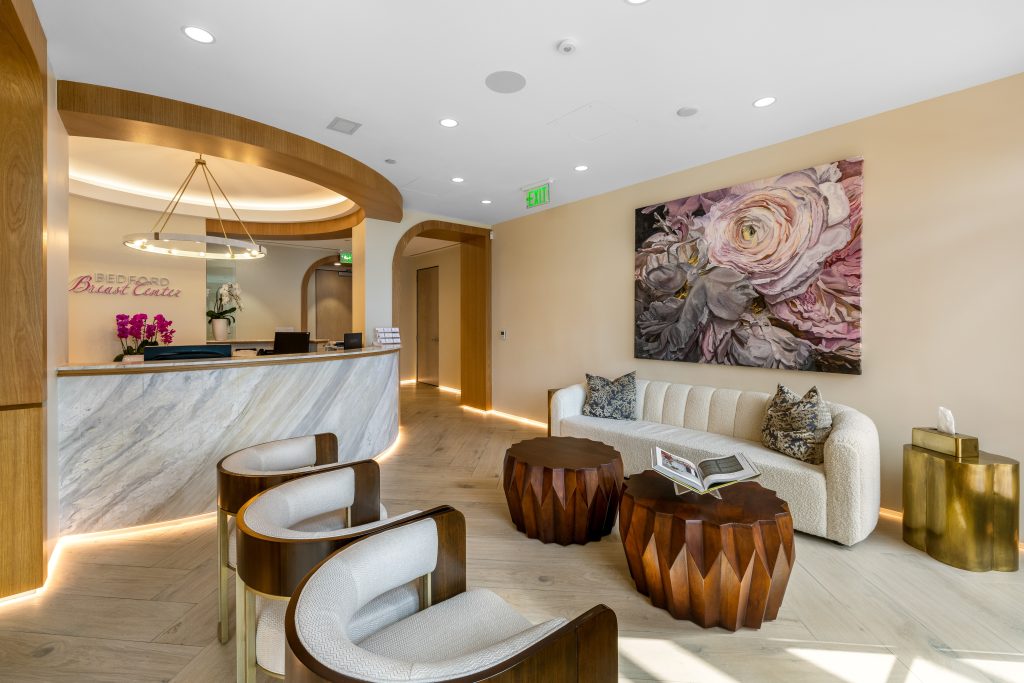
339,251 -> 353,264
525,182 -> 550,209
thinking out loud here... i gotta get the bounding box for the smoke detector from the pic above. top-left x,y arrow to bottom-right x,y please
556,38 -> 578,55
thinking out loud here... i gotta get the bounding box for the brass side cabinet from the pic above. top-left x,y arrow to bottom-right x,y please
903,428 -> 1019,572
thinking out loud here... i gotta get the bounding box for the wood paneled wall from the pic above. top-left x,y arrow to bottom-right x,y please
0,0 -> 48,597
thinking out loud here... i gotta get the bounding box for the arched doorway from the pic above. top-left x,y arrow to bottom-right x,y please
393,221 -> 491,410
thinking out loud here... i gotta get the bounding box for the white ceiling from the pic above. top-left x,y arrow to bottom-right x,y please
69,137 -> 351,222
37,1 -> 1024,225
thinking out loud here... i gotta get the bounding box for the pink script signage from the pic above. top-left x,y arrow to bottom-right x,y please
68,273 -> 182,297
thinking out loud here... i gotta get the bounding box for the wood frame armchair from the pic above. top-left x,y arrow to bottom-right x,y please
284,507 -> 619,683
216,432 -> 339,643
235,459 -> 424,682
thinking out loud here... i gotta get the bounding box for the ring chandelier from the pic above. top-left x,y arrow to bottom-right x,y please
123,155 -> 266,260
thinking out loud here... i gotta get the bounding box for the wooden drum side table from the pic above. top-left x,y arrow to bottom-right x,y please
903,430 -> 1019,572
503,436 -> 624,546
619,472 -> 795,631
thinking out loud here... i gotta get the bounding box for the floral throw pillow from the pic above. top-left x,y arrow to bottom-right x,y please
761,384 -> 832,464
582,372 -> 637,420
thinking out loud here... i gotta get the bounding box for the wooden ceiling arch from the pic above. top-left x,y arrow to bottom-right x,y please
57,81 -> 403,224
206,207 -> 363,241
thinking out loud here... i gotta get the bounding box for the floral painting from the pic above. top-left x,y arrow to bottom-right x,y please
635,158 -> 862,374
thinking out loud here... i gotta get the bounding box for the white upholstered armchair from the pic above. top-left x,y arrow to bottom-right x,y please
234,461 -> 423,682
284,507 -> 619,683
217,433 -> 340,644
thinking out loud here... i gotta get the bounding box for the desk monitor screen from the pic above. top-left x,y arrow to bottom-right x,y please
144,345 -> 231,361
343,333 -> 363,350
273,331 -> 311,354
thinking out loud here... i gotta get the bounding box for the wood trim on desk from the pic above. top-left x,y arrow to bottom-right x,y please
57,347 -> 398,377
57,81 -> 403,222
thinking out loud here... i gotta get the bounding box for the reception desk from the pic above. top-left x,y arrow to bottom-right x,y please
56,346 -> 399,535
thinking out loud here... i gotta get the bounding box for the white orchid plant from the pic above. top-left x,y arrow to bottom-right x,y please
208,282 -> 243,325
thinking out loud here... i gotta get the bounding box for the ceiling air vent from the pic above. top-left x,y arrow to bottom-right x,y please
326,116 -> 362,135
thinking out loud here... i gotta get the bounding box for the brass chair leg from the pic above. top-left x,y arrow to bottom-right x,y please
218,508 -> 231,644
236,578 -> 257,683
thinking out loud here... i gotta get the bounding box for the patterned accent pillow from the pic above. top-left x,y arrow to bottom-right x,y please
761,384 -> 832,465
582,372 -> 637,420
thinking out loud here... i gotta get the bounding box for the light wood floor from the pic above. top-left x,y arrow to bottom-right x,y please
0,384 -> 1021,682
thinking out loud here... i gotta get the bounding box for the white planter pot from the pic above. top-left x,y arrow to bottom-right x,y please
122,354 -> 145,364
211,318 -> 229,341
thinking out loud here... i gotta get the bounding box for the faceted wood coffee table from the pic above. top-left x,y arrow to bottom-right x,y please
503,436 -> 624,545
619,471 -> 795,630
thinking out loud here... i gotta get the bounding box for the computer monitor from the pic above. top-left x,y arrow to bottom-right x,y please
143,345 -> 232,361
273,331 -> 311,354
343,332 -> 363,350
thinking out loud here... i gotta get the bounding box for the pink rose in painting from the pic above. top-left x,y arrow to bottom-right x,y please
701,183 -> 850,303
769,174 -> 863,358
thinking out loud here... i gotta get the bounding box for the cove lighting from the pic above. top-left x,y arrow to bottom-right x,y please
182,26 -> 215,43
574,165 -> 589,172
439,118 -> 459,128
753,96 -> 777,108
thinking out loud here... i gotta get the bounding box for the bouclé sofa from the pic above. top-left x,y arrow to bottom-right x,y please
550,379 -> 880,545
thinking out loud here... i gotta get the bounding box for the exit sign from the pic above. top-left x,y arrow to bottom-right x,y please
524,182 -> 550,209
339,251 -> 353,264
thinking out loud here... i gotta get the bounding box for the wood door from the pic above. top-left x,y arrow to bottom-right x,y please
416,267 -> 440,386
315,269 -> 352,341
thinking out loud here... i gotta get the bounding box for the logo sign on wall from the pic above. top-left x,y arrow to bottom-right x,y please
68,273 -> 182,298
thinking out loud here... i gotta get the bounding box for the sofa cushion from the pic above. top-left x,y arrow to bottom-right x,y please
560,414 -> 827,538
762,385 -> 832,465
582,372 -> 637,420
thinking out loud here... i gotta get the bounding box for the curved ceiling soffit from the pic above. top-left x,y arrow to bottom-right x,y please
207,206 -> 364,241
56,81 -> 403,224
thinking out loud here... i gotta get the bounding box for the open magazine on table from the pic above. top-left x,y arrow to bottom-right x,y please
651,446 -> 760,496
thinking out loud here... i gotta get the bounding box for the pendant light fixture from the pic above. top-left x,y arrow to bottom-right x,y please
123,154 -> 266,260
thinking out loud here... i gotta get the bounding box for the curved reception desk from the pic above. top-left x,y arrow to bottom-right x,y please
56,347 -> 399,535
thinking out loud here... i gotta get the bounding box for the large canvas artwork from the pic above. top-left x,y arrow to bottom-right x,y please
635,158 -> 863,374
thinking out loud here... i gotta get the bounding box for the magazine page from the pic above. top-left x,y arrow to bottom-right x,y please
652,447 -> 704,491
697,453 -> 759,488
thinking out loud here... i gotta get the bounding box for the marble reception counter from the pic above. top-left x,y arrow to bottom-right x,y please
56,347 -> 399,535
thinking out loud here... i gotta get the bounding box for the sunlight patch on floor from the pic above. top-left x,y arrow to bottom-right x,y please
956,653 -> 1024,682
787,647 -> 897,683
907,657 -> 981,683
619,637 -> 740,683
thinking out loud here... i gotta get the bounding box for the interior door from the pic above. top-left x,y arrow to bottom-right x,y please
416,266 -> 440,386
315,269 -> 352,341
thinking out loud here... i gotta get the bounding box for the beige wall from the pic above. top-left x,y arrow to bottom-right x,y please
45,65 -> 69,555
68,196 -> 207,362
399,244 -> 462,388
232,243 -> 325,340
492,73 -> 1024,524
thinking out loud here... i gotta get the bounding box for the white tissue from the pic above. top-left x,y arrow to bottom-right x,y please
937,406 -> 956,435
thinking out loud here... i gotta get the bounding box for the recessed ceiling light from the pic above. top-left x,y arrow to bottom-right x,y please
625,0 -> 650,4
451,177 -> 464,183
439,118 -> 459,128
333,261 -> 341,266
481,200 -> 492,204
384,158 -> 397,164
753,96 -> 776,108
676,106 -> 699,118
574,165 -> 589,172
182,26 -> 215,44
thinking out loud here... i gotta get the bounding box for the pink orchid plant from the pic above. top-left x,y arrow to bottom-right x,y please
114,313 -> 175,361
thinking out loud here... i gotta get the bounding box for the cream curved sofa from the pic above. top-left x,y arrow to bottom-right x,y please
550,379 -> 880,546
